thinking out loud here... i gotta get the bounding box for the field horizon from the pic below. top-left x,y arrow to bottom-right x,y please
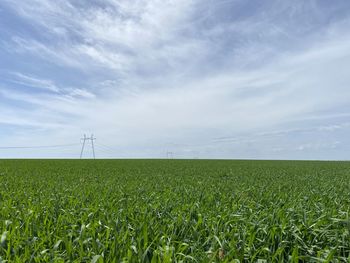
1,158 -> 350,162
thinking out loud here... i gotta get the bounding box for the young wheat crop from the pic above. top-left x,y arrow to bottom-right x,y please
0,160 -> 349,262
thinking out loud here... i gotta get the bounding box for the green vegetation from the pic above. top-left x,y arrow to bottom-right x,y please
0,160 -> 349,262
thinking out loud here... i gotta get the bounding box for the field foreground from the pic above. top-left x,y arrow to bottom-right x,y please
0,159 -> 349,262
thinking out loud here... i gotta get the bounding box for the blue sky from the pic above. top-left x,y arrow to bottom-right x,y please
1,0 -> 350,159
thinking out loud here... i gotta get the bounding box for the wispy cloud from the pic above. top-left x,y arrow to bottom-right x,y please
1,0 -> 350,159
10,72 -> 59,92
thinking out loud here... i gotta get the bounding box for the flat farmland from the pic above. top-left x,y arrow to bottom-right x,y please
0,160 -> 349,262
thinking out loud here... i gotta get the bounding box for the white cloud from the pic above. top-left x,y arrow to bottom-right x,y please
1,0 -> 350,158
296,141 -> 340,151
66,88 -> 96,99
10,72 -> 59,92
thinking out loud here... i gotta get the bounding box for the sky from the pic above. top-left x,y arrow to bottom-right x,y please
0,0 -> 350,159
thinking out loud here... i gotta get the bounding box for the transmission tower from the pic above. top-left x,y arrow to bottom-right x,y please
80,134 -> 96,159
166,151 -> 174,159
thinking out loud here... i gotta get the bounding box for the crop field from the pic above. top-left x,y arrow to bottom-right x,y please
0,160 -> 349,262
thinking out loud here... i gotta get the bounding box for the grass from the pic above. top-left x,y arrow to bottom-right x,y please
0,159 -> 349,262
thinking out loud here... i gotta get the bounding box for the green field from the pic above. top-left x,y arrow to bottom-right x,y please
0,160 -> 349,262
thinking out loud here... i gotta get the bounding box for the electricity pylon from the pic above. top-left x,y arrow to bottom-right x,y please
166,151 -> 174,159
80,134 -> 96,159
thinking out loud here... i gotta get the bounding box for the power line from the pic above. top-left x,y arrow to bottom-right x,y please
94,145 -> 115,156
95,142 -> 118,152
0,143 -> 79,149
95,144 -> 114,154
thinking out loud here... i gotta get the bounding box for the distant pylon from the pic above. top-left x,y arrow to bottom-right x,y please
166,151 -> 174,159
80,134 -> 96,159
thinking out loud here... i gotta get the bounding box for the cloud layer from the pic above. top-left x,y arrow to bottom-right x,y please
1,0 -> 350,159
